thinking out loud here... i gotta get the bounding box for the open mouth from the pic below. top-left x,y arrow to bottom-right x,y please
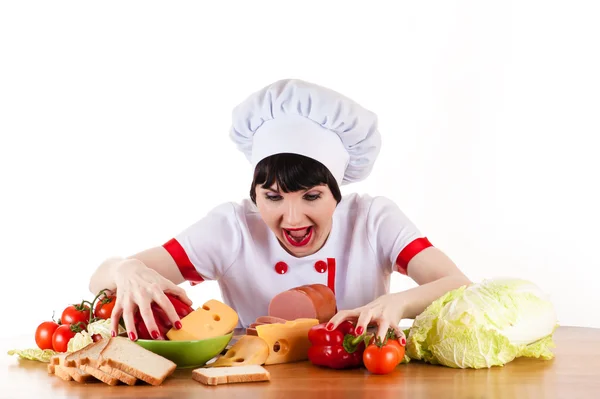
283,226 -> 313,247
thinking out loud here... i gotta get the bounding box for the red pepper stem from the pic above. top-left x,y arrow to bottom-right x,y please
350,334 -> 364,346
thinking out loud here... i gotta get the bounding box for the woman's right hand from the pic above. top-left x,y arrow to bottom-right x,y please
109,259 -> 193,341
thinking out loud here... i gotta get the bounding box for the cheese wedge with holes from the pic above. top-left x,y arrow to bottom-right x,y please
166,299 -> 239,341
207,335 -> 269,367
255,318 -> 319,365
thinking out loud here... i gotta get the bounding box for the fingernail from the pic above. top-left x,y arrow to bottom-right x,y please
111,330 -> 116,338
356,326 -> 364,335
129,332 -> 137,341
326,323 -> 333,331
401,337 -> 406,346
151,330 -> 160,340
175,321 -> 182,330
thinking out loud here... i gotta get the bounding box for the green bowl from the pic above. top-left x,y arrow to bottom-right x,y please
135,331 -> 233,369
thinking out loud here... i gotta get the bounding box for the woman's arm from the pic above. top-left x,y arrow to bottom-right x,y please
398,246 -> 471,318
88,246 -> 186,295
327,246 -> 470,342
88,246 -> 192,340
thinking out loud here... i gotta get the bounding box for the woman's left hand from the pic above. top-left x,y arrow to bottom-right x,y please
325,293 -> 406,344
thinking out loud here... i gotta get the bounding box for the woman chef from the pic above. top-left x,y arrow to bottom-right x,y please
89,79 -> 471,344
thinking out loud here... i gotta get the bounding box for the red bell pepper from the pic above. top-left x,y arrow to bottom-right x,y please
134,293 -> 194,339
307,321 -> 369,369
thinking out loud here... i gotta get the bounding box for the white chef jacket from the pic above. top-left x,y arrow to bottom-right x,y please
163,193 -> 432,328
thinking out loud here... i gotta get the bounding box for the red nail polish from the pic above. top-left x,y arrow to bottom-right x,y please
175,321 -> 183,330
356,326 -> 364,335
111,330 -> 116,337
129,332 -> 137,341
326,323 -> 333,331
151,330 -> 160,340
401,337 -> 406,346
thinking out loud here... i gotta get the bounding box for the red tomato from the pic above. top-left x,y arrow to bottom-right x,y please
94,295 -> 116,320
363,341 -> 400,375
387,339 -> 406,364
61,304 -> 91,329
35,321 -> 59,350
52,324 -> 79,353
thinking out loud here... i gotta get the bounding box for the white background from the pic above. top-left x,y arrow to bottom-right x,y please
1,1 -> 599,342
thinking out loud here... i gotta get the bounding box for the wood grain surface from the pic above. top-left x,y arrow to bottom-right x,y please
2,326 -> 599,399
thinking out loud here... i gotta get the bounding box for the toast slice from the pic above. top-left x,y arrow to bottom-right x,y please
62,338 -> 127,385
98,364 -> 137,385
64,338 -> 110,367
80,364 -> 119,386
68,338 -> 137,385
51,353 -> 68,366
99,337 -> 177,386
192,365 -> 270,386
64,366 -> 95,383
50,352 -> 94,382
53,365 -> 73,382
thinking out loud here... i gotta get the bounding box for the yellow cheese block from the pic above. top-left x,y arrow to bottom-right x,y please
207,335 -> 269,367
166,299 -> 239,341
255,318 -> 319,365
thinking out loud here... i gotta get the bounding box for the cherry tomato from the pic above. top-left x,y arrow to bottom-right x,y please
52,324 -> 80,352
35,321 -> 59,350
61,304 -> 91,329
94,295 -> 116,320
363,341 -> 400,375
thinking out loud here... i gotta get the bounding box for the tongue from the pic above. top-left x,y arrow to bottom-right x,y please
288,228 -> 309,238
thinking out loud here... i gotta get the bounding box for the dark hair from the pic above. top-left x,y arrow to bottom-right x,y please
250,153 -> 342,204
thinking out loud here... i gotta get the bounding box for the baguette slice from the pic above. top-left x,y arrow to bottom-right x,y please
99,337 -> 177,386
192,365 -> 270,386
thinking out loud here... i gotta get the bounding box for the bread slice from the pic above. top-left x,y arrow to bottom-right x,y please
98,364 -> 137,385
51,353 -> 68,366
54,365 -> 73,382
64,338 -> 110,367
192,365 -> 270,386
80,364 -> 119,386
64,366 -> 95,383
50,352 -> 94,382
67,338 -> 137,385
99,337 -> 177,386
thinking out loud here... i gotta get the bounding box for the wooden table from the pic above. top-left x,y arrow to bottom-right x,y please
2,326 -> 599,399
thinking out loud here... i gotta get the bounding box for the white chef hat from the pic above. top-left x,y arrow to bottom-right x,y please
229,79 -> 381,186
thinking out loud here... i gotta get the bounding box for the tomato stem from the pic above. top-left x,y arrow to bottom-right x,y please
71,322 -> 85,333
51,310 -> 61,325
87,289 -> 110,324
